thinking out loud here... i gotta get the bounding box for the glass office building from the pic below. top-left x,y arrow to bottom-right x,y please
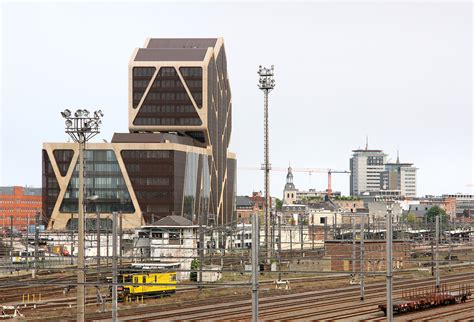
43,38 -> 236,230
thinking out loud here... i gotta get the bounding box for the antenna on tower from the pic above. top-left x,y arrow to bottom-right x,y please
365,135 -> 368,150
396,150 -> 400,163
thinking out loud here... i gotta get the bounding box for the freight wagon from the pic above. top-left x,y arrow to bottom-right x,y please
379,284 -> 471,316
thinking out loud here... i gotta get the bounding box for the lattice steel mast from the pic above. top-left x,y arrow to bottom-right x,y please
258,65 -> 275,263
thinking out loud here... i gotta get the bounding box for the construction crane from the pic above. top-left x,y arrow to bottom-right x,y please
239,166 -> 351,197
327,169 -> 351,197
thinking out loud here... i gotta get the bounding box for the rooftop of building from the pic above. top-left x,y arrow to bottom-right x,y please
133,38 -> 221,62
385,162 -> 414,166
146,38 -> 218,49
352,149 -> 383,153
0,186 -> 42,196
134,48 -> 209,62
148,215 -> 196,227
236,196 -> 253,207
111,132 -> 201,146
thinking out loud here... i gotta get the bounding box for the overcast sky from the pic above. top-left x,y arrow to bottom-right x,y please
1,1 -> 472,197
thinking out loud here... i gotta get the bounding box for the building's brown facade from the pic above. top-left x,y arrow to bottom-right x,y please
43,38 -> 236,230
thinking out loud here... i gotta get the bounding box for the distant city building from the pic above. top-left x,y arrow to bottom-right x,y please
350,144 -> 387,196
0,186 -> 42,230
42,38 -> 236,230
282,166 -> 340,205
350,143 -> 417,197
236,196 -> 256,223
442,193 -> 474,217
380,153 -> 417,197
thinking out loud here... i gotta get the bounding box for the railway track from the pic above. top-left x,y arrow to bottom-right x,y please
80,272 -> 474,321
12,270 -> 474,321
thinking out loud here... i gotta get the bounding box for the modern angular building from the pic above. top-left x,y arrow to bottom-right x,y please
43,38 -> 236,230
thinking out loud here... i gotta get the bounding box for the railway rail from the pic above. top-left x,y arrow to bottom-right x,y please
77,272 -> 474,321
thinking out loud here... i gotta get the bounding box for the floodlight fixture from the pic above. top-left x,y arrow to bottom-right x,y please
61,109 -> 72,118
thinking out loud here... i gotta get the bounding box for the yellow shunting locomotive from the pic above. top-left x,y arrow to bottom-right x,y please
115,263 -> 178,301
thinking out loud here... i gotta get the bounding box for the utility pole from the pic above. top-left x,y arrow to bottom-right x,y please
300,215 -> 304,254
324,217 -> 328,244
241,221 -> 245,251
386,205 -> 393,322
70,213 -> 74,266
106,222 -> 109,267
60,108 -> 103,322
26,216 -> 29,270
352,217 -> 356,279
431,221 -> 435,276
360,213 -> 365,301
251,213 -> 259,322
119,211 -> 123,266
96,209 -> 100,278
448,225 -> 452,272
290,226 -> 293,251
278,215 -> 282,281
112,211 -> 118,322
33,210 -> 40,279
199,219 -> 204,290
10,216 -> 13,267
77,137 -> 86,322
435,215 -> 440,289
258,65 -> 275,264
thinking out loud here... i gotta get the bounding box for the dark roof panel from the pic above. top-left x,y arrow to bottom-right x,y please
111,132 -> 197,146
147,38 -> 218,49
154,215 -> 194,226
135,48 -> 207,62
236,196 -> 253,207
352,149 -> 383,153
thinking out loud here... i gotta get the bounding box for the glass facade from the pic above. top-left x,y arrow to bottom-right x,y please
60,150 -> 135,213
132,67 -> 156,108
182,152 -> 199,221
133,67 -> 202,126
179,67 -> 203,107
53,149 -> 74,176
42,150 -> 60,225
121,150 -> 174,223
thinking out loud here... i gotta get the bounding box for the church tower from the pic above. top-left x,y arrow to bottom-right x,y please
283,165 -> 297,204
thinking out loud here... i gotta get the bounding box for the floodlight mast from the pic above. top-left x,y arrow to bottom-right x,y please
61,108 -> 103,322
258,65 -> 275,264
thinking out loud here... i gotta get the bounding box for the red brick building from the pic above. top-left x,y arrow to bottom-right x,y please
0,186 -> 42,231
325,240 -> 412,272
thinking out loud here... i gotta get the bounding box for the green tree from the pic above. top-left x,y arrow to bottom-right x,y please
190,258 -> 200,282
425,205 -> 448,224
275,198 -> 283,210
406,212 -> 417,224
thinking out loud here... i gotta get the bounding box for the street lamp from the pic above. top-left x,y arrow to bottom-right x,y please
61,108 -> 103,322
257,65 -> 275,263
